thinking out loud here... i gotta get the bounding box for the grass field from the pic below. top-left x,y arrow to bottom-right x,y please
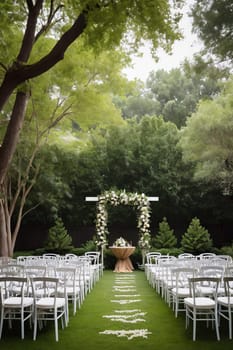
0,270 -> 232,350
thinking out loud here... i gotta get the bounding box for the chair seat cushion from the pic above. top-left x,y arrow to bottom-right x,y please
171,287 -> 190,296
3,297 -> 34,307
184,297 -> 216,308
217,296 -> 233,306
36,297 -> 66,308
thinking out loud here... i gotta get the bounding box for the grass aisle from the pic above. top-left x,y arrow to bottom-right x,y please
0,270 -> 232,350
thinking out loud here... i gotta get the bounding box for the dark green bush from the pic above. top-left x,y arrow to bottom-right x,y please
218,242 -> 233,257
153,217 -> 177,248
180,217 -> 213,254
43,217 -> 74,254
150,247 -> 184,257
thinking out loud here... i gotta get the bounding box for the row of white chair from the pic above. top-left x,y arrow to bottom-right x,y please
0,276 -> 67,341
184,276 -> 233,341
145,252 -> 233,341
145,252 -> 232,290
0,251 -> 103,341
1,252 -> 102,295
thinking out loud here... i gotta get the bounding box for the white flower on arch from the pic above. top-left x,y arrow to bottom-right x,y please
95,190 -> 151,249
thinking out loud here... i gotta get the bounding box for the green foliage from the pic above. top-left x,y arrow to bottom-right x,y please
191,0 -> 233,61
219,242 -> 233,258
149,247 -> 184,257
179,77 -> 233,195
115,60 -> 229,128
81,239 -> 97,252
69,240 -> 98,256
44,217 -> 74,253
26,114 -> 200,228
81,0 -> 182,54
181,217 -> 213,254
153,217 -> 177,248
146,63 -> 228,128
116,94 -> 161,120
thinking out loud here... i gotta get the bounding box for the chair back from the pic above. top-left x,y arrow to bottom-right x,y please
30,276 -> 59,302
172,267 -> 197,290
0,276 -> 28,299
223,276 -> 233,297
188,277 -> 220,303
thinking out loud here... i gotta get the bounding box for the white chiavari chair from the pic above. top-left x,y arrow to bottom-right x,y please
0,276 -> 33,339
184,277 -> 220,341
218,277 -> 233,339
30,276 -> 67,342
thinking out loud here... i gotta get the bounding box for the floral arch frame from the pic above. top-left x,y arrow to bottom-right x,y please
95,190 -> 151,249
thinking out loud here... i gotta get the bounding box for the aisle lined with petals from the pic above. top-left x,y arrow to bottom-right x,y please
1,270 -> 232,350
99,273 -> 152,340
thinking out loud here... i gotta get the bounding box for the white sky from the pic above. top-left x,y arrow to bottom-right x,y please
123,1 -> 203,81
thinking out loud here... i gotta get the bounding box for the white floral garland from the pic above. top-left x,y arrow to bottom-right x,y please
95,190 -> 151,249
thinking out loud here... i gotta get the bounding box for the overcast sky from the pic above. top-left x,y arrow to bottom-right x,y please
123,1 -> 203,81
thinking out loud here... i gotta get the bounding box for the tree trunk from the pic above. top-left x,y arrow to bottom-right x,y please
0,199 -> 10,256
0,91 -> 29,185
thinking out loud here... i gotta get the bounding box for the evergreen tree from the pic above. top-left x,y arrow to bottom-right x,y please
44,217 -> 73,253
153,217 -> 177,248
181,217 -> 213,254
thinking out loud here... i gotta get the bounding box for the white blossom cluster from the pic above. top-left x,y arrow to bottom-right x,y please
95,190 -> 151,249
113,236 -> 131,247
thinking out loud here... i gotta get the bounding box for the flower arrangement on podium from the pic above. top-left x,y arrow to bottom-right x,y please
113,237 -> 131,247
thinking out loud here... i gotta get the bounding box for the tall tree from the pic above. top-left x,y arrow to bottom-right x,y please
146,59 -> 229,127
0,36 -> 131,257
191,0 -> 233,62
116,56 -> 229,127
0,0 -> 183,256
179,77 -> 233,195
0,0 -> 182,184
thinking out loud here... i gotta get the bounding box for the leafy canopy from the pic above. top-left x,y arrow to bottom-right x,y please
179,77 -> 233,195
191,0 -> 233,61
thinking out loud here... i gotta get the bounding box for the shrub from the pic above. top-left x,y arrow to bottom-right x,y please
44,217 -> 74,254
180,217 -> 213,254
153,217 -> 177,248
219,242 -> 233,258
151,247 -> 184,257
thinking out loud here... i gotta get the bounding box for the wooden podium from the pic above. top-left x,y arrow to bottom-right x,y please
110,246 -> 135,273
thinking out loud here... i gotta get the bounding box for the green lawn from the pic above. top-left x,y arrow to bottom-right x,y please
0,270 -> 232,350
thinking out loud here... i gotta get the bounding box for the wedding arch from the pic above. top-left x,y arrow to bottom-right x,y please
94,190 -> 152,249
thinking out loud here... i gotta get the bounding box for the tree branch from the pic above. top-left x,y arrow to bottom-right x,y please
17,0 -> 44,62
18,11 -> 87,81
0,9 -> 87,111
0,62 -> 8,71
35,3 -> 64,42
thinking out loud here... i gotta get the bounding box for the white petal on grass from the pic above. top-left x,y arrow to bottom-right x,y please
99,329 -> 152,339
111,299 -> 141,304
102,311 -> 147,323
115,309 -> 142,313
114,294 -> 140,297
